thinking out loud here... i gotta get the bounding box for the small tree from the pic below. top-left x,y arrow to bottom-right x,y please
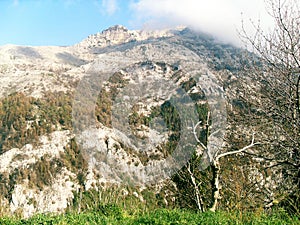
192,113 -> 260,212
173,109 -> 260,212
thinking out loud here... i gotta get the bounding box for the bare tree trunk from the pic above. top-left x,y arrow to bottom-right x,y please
296,75 -> 300,118
187,162 -> 205,212
209,160 -> 221,212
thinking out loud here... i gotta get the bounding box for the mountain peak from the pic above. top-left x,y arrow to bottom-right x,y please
76,25 -> 175,50
102,25 -> 129,33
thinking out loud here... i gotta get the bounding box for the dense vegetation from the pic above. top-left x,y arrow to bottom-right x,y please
0,92 -> 72,153
1,206 -> 298,225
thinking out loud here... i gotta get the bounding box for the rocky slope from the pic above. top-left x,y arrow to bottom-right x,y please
0,25 -> 284,217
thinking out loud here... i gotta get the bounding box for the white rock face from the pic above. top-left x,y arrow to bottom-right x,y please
75,25 -> 178,50
0,130 -> 75,218
0,25 -> 186,99
10,168 -> 78,218
0,44 -> 90,98
0,130 -> 72,174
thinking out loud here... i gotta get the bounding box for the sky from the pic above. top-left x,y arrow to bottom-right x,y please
0,0 -> 274,46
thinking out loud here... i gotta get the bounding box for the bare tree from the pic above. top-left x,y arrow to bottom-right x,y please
237,0 -> 300,212
192,114 -> 260,212
172,0 -> 299,213
178,0 -> 299,212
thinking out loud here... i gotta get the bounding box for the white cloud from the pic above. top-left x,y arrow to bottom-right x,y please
12,0 -> 19,7
101,0 -> 118,15
131,0 -> 274,45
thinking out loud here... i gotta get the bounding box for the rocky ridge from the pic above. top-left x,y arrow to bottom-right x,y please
0,25 -> 279,217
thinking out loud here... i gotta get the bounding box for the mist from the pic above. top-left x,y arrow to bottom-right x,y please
130,0 -> 274,46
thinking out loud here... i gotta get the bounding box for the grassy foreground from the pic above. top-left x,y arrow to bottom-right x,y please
0,206 -> 298,225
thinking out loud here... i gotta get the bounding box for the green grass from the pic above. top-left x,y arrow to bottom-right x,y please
0,206 -> 298,225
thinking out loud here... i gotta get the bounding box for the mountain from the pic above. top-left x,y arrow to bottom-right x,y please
0,25 -> 287,218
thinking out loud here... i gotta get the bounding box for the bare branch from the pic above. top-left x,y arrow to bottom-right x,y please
192,111 -> 210,151
216,133 -> 260,161
192,120 -> 207,151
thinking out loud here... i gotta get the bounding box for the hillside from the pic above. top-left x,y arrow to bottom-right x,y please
0,25 -> 298,218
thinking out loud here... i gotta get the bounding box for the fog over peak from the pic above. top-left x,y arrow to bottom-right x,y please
130,0 -> 274,46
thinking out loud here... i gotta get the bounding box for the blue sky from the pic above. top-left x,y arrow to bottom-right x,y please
0,0 -> 273,46
0,0 -> 138,46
